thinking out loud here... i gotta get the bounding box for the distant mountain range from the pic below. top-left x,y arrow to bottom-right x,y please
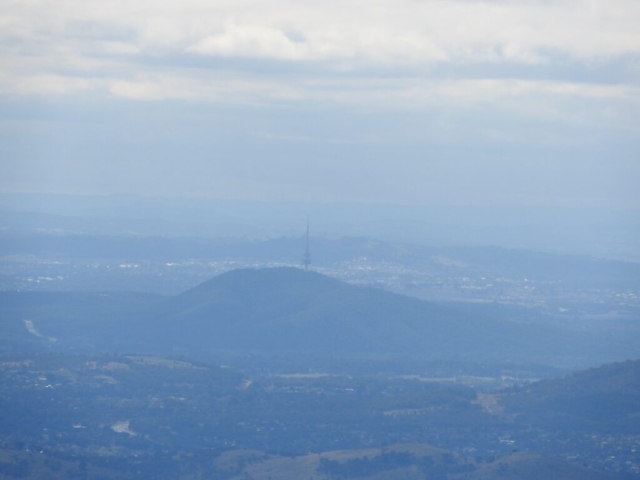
3,192 -> 639,262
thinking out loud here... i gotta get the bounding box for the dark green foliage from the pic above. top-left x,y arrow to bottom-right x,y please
2,267 -> 637,366
134,267 -> 561,361
502,359 -> 640,433
318,452 -> 415,477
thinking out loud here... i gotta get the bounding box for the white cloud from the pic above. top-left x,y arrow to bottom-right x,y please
0,0 -> 639,117
188,24 -> 308,60
100,73 -> 640,112
4,0 -> 640,62
0,72 -> 94,96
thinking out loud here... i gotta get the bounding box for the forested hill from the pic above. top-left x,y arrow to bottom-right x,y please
501,359 -> 640,433
2,267 -> 626,364
134,267 -> 568,360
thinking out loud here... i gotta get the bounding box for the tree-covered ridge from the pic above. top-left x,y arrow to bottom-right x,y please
501,359 -> 640,433
134,267 -> 578,362
2,267 -> 636,367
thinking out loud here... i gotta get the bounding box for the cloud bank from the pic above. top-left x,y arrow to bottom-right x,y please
1,0 -> 639,107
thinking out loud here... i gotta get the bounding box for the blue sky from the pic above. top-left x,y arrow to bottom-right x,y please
1,0 -> 639,207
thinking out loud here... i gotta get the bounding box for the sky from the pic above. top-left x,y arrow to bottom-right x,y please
1,0 -> 639,207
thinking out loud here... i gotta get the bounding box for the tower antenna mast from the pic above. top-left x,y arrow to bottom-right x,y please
302,217 -> 311,270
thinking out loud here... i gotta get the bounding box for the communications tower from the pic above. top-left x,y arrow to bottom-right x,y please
302,217 -> 311,270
